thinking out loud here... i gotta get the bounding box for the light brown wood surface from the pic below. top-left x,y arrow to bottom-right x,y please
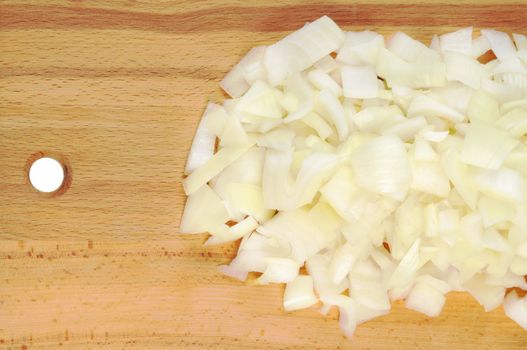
1,1 -> 526,349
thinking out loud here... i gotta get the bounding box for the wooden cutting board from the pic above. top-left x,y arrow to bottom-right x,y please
1,1 -> 526,349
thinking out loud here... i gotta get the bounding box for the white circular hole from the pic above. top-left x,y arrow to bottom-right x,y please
29,157 -> 65,193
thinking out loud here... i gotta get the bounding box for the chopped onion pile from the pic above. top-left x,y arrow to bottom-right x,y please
182,16 -> 527,336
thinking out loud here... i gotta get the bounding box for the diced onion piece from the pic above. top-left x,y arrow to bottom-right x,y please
438,209 -> 461,245
180,185 -> 229,234
342,65 -> 379,99
258,258 -> 301,284
264,16 -> 345,86
518,49 -> 527,64
302,112 -> 334,140
481,78 -> 524,104
308,202 -> 342,244
318,303 -> 333,315
460,123 -> 519,170
204,102 -> 230,136
382,116 -> 428,141
337,31 -> 384,66
429,81 -> 474,115
511,256 -> 527,276
498,73 -> 527,90
352,281 -> 391,311
441,148 -> 479,209
219,113 -> 248,147
320,166 -> 359,220
184,104 -> 218,175
414,138 -> 439,161
283,73 -> 315,122
492,56 -> 527,75
481,29 -> 517,61
307,255 -> 348,299
237,80 -> 285,119
430,35 -> 441,51
376,48 -> 446,89
459,213 -> 483,245
222,183 -> 273,223
283,275 -> 319,311
328,242 -> 356,284
467,90 -> 500,124
417,275 -> 451,294
408,94 -> 465,123
411,160 -> 451,197
257,127 -> 296,151
481,227 -> 511,253
496,108 -> 527,138
350,261 -> 391,311
183,142 -> 254,195
444,51 -> 487,89
440,27 -> 473,55
206,216 -> 259,245
351,136 -> 412,200
231,233 -> 290,273
387,31 -> 429,62
395,195 -> 425,253
261,148 -> 293,210
463,275 -> 505,312
504,146 -> 527,177
352,105 -> 404,133
473,167 -> 526,204
376,48 -> 413,87
243,53 -> 268,86
218,264 -> 248,281
405,280 -> 446,317
478,196 -> 516,228
513,34 -> 527,50
221,46 -> 267,98
342,198 -> 397,246
212,147 -> 265,194
260,209 -> 333,262
308,69 -> 342,96
513,244 -> 527,263
319,89 -> 349,140
503,291 -> 527,331
291,152 -> 339,209
389,239 -> 421,291
472,35 -> 491,58
314,55 -> 339,73
422,130 -> 449,143
338,299 -> 358,338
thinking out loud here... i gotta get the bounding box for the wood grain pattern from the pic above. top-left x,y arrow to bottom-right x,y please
1,1 -> 526,349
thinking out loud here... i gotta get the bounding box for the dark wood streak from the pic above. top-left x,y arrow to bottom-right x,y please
0,67 -> 223,79
1,4 -> 527,33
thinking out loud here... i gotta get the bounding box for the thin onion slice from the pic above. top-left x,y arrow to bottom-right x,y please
283,276 -> 319,312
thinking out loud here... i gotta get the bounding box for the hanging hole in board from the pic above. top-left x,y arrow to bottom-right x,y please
26,153 -> 72,195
